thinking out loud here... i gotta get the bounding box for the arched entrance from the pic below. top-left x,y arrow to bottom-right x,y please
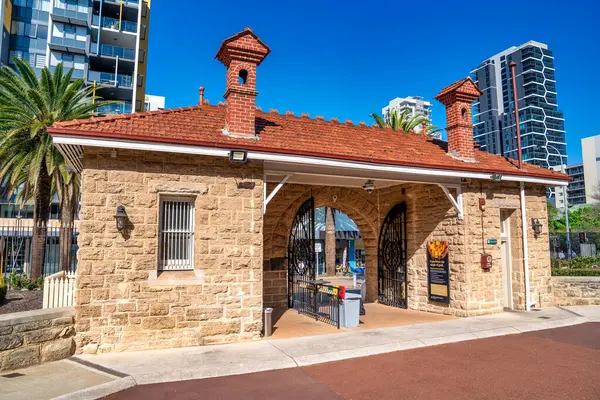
263,185 -> 379,305
377,202 -> 408,308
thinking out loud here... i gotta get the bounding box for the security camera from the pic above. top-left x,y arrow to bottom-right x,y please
362,180 -> 375,193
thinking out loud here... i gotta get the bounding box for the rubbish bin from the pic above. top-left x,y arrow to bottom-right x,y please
340,293 -> 361,328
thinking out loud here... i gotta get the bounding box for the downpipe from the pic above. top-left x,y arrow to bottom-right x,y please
520,182 -> 534,311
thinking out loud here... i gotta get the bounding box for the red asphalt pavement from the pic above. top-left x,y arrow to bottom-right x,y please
105,323 -> 600,400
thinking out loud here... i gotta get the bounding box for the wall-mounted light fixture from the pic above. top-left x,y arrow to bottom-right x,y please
229,149 -> 248,163
115,205 -> 127,232
491,173 -> 503,182
531,217 -> 543,237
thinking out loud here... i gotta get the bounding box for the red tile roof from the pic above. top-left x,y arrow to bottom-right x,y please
49,105 -> 568,182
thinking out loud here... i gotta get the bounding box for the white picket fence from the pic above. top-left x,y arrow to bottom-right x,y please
43,271 -> 76,308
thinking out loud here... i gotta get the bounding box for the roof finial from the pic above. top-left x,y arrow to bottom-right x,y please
198,86 -> 205,105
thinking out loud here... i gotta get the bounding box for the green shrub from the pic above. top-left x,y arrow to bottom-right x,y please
555,255 -> 600,270
552,268 -> 600,277
0,283 -> 7,301
9,271 -> 26,290
8,272 -> 43,290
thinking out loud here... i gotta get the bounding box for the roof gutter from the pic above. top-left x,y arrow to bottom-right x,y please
51,134 -> 570,187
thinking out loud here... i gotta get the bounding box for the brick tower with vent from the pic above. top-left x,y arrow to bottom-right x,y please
435,77 -> 483,161
215,28 -> 271,139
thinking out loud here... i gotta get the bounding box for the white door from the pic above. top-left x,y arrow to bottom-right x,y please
500,210 -> 513,309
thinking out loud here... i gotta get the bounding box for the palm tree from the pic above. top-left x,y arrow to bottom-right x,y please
0,59 -> 112,277
325,207 -> 336,276
56,167 -> 80,272
371,109 -> 443,137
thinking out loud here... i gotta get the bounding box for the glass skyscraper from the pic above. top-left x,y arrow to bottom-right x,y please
471,41 -> 566,168
0,0 -> 151,114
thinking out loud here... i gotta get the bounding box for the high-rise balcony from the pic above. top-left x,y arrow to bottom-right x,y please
95,101 -> 132,115
98,0 -> 139,8
522,71 -> 544,84
52,0 -> 89,27
88,70 -> 133,89
524,85 -> 546,97
48,36 -> 87,54
89,43 -> 136,61
522,59 -> 543,71
521,47 -> 542,59
49,65 -> 85,79
92,15 -> 137,34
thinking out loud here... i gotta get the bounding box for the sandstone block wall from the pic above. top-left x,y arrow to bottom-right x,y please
463,182 -> 550,313
0,307 -> 75,371
77,149 -> 264,353
552,277 -> 600,306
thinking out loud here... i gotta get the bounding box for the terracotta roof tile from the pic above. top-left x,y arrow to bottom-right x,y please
49,105 -> 568,181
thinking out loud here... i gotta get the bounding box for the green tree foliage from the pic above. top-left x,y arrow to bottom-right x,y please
370,109 -> 442,137
0,59 -> 114,276
548,204 -> 600,233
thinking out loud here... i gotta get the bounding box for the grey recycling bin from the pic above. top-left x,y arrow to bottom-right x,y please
340,293 -> 361,328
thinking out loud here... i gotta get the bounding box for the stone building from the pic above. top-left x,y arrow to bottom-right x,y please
48,29 -> 569,354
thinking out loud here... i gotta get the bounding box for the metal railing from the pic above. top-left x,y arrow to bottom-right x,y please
0,225 -> 78,278
90,43 -> 135,60
50,65 -> 84,78
292,276 -> 341,328
95,102 -> 132,115
50,36 -> 87,50
53,0 -> 89,21
103,0 -> 139,6
88,70 -> 133,88
92,15 -> 137,33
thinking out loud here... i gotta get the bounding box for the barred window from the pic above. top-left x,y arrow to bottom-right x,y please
158,197 -> 195,271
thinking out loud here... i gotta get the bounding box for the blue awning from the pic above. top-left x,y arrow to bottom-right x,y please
315,207 -> 361,239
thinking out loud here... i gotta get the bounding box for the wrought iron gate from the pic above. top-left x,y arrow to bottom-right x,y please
378,202 -> 408,308
287,197 -> 341,327
288,198 -> 316,308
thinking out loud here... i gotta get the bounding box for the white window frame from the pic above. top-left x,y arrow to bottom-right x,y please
158,196 -> 195,271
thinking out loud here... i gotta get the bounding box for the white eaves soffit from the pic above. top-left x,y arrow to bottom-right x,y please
51,135 -> 569,187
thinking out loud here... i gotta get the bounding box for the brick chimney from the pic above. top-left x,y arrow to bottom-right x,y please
434,77 -> 483,161
215,28 -> 270,139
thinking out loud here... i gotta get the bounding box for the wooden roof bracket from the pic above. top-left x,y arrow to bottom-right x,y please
438,183 -> 464,220
263,174 -> 293,214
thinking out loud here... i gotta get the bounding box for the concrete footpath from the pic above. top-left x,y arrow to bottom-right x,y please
1,306 -> 598,400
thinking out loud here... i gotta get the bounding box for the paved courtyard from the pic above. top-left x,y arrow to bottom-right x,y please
106,322 -> 600,400
270,303 -> 454,339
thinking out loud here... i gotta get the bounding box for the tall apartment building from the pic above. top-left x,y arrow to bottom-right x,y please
0,0 -> 11,65
552,164 -> 586,209
382,96 -> 432,120
582,134 -> 600,205
144,93 -> 164,111
382,96 -> 432,133
1,0 -> 151,115
471,41 -> 566,168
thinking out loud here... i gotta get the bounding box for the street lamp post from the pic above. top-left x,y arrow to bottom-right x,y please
543,144 -> 571,259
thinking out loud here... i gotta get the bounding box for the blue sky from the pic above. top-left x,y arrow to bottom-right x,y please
146,0 -> 599,165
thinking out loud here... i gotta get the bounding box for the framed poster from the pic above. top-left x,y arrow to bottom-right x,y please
427,241 -> 450,304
